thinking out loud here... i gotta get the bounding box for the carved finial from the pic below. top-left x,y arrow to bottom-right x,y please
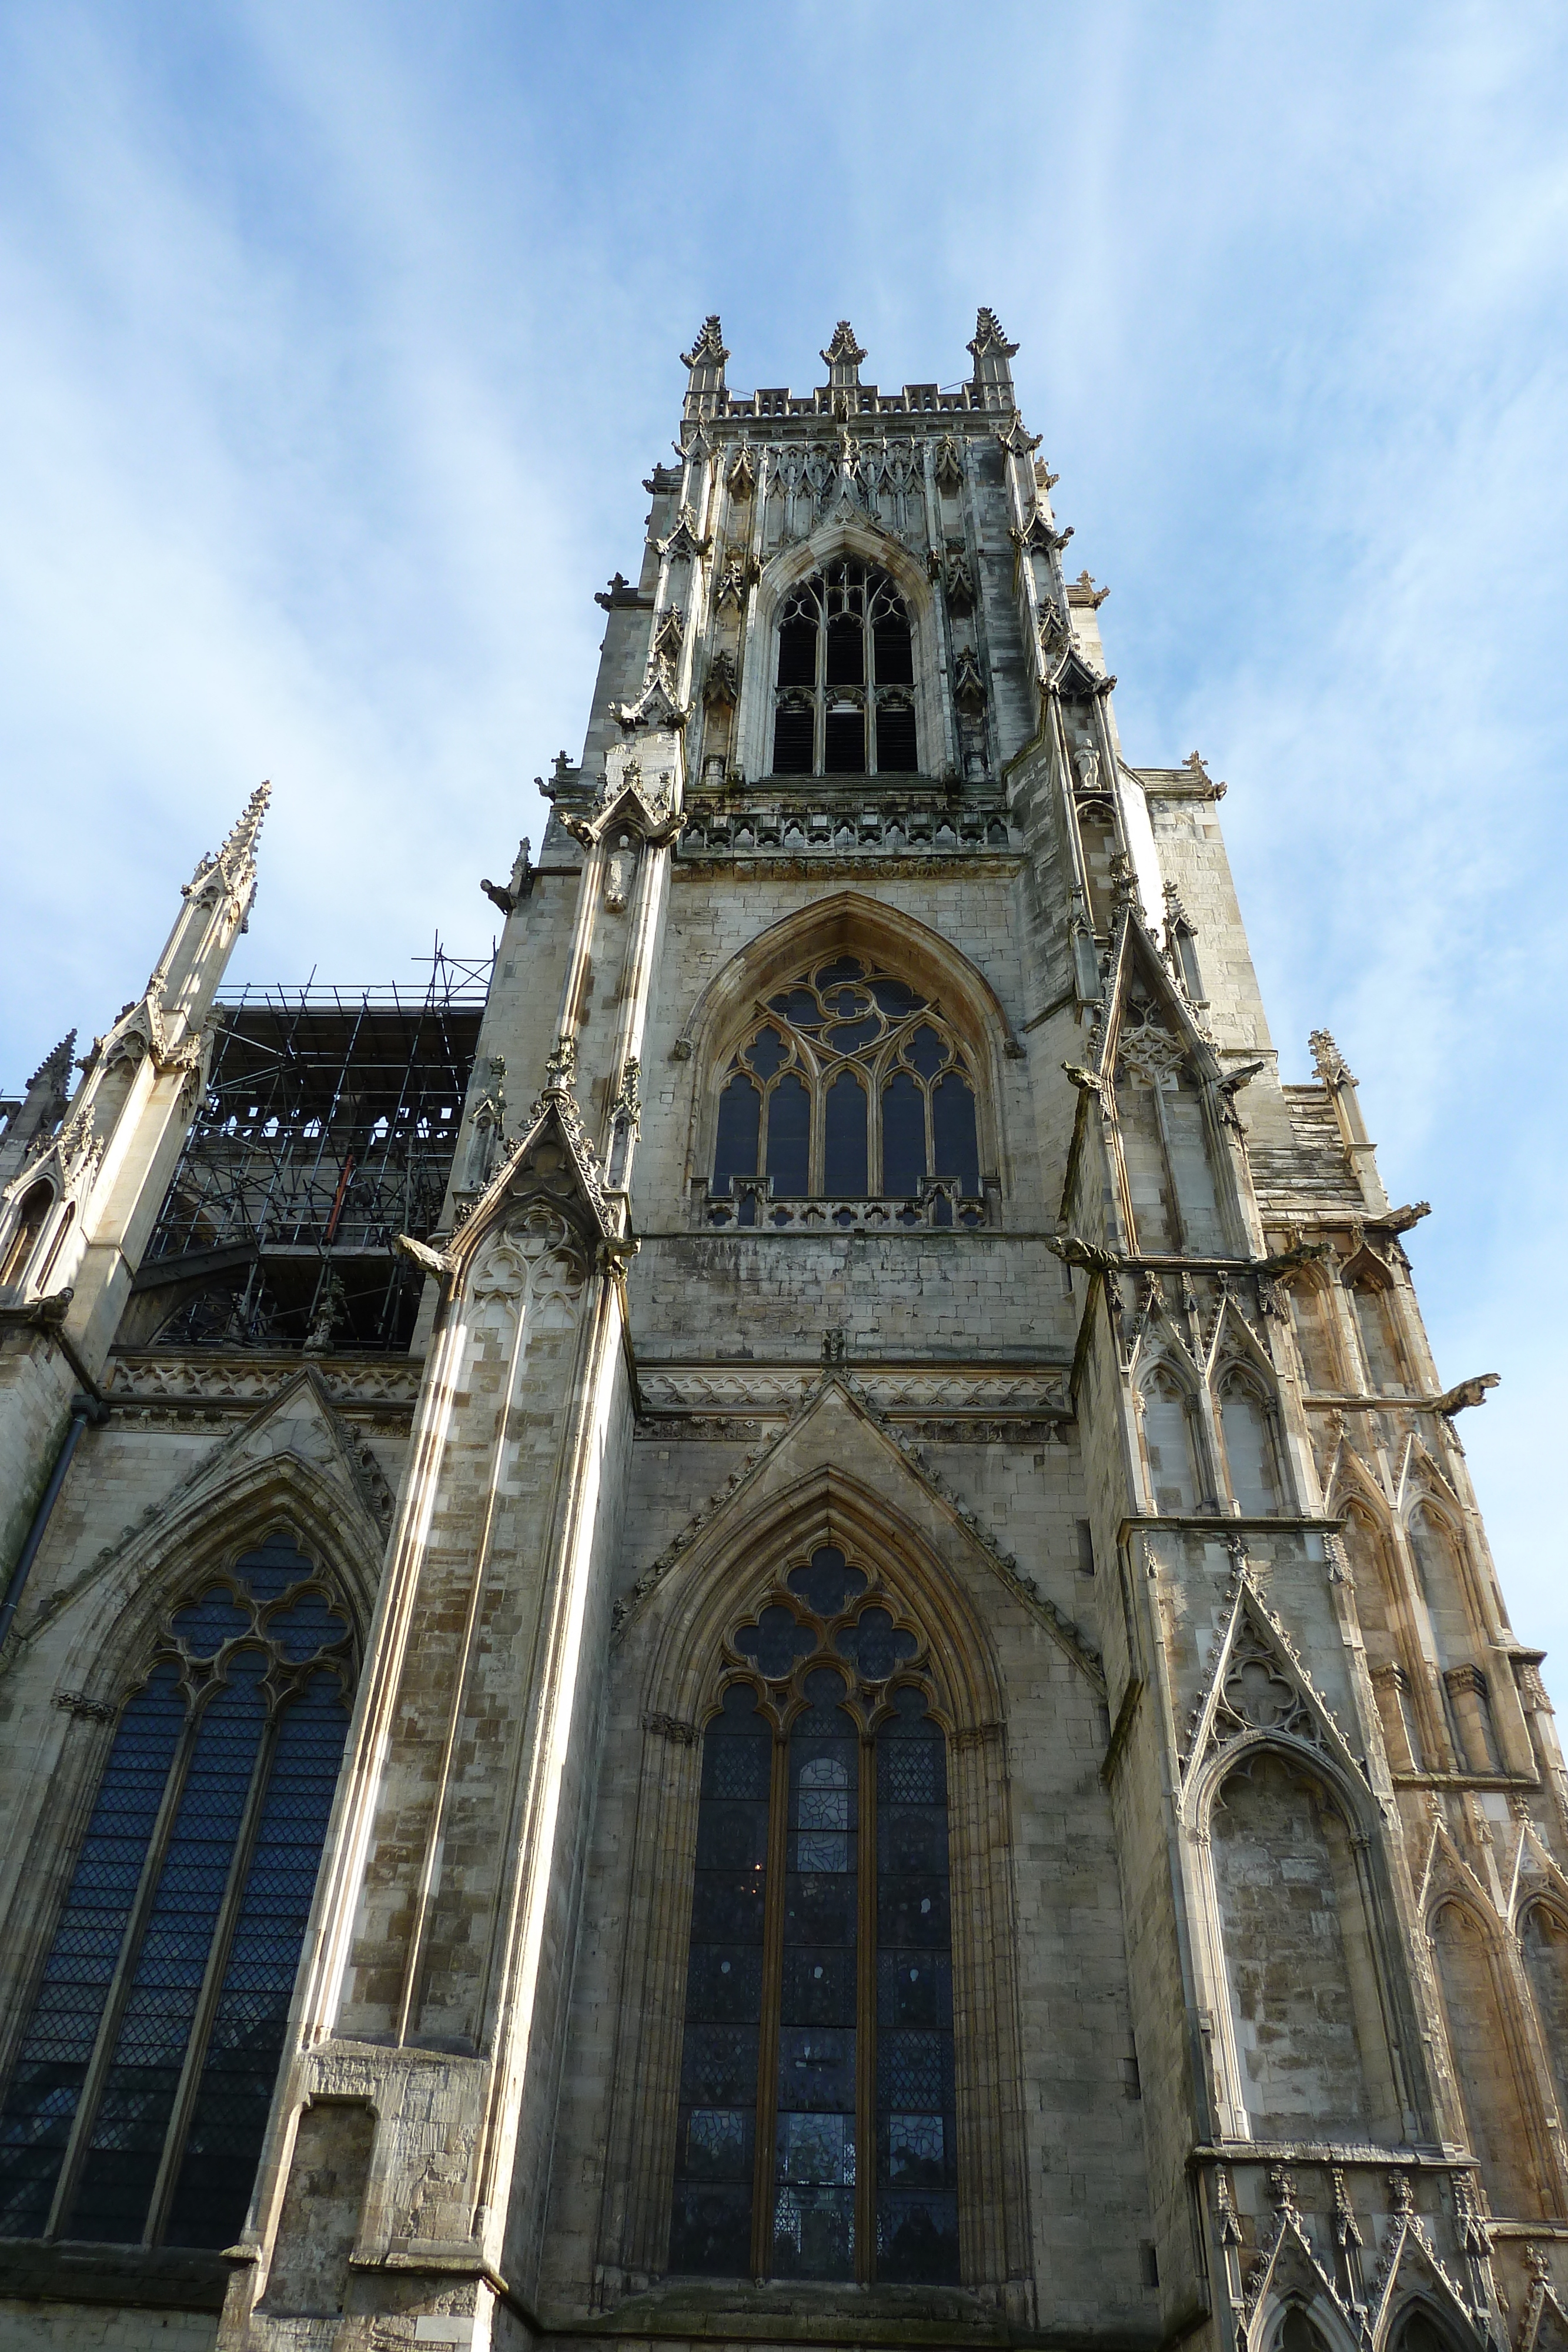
1309,1028 -> 1355,1087
1183,749 -> 1209,777
822,320 -> 866,367
1072,569 -> 1110,609
821,321 -> 866,389
681,316 -> 728,370
968,306 -> 1019,362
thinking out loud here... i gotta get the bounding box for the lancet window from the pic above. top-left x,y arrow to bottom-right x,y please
670,1545 -> 958,2287
0,1530 -> 355,2251
709,954 -> 981,1221
771,560 -> 918,777
0,1181 -> 54,1292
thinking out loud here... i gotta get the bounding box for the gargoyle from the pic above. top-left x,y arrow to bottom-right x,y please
1432,1374 -> 1499,1416
1045,1232 -> 1122,1275
396,1234 -> 455,1281
1253,1240 -> 1333,1278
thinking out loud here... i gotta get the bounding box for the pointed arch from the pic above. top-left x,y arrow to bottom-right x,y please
1202,1742 -> 1405,2141
739,517 -> 945,782
1279,1265 -> 1346,1395
1136,1353 -> 1208,1515
1427,1892 -> 1555,2219
1212,1354 -> 1287,1515
1335,1494 -> 1427,1773
1340,1247 -> 1410,1395
1518,1895 -> 1568,2129
677,893 -> 1019,1203
595,1452 -> 1034,2301
0,1494 -> 365,2251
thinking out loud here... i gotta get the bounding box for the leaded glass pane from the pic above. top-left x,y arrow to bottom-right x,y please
786,1549 -> 865,1621
764,1072 -> 810,1197
164,1669 -> 350,2247
875,1690 -> 957,2283
68,1654 -> 269,2243
0,1665 -> 185,2236
170,1590 -> 249,1653
712,1075 -> 761,1197
774,1669 -> 858,2280
881,1070 -> 927,1196
836,1608 -> 917,1682
734,1605 -> 814,1681
931,1073 -> 979,1195
671,1685 -> 768,2274
823,1070 -> 868,1197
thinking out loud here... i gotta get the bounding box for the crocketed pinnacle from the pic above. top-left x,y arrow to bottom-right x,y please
26,1030 -> 77,1090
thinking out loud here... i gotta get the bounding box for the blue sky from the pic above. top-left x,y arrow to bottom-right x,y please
2,3 -> 1565,1693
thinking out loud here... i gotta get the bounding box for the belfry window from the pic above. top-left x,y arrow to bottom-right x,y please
772,560 -> 917,777
0,1531 -> 354,2250
709,954 -> 981,1220
670,1545 -> 958,2286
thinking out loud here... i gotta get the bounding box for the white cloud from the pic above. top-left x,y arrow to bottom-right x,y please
1,0 -> 1565,1696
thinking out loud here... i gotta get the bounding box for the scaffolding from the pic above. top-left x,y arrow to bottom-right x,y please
134,946 -> 492,1354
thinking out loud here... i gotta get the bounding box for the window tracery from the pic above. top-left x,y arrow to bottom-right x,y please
708,953 -> 981,1225
772,560 -> 917,777
670,1545 -> 958,2287
0,1529 -> 355,2251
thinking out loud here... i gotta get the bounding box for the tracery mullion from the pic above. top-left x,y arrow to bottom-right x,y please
142,1704 -> 281,2245
748,1716 -> 791,2281
44,1692 -> 202,2239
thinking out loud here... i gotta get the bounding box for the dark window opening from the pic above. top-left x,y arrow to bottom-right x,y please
773,562 -> 916,776
773,704 -> 814,776
824,709 -> 866,774
713,1075 -> 761,1196
875,704 -> 918,773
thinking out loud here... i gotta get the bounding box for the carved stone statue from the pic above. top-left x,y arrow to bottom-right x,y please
604,834 -> 637,913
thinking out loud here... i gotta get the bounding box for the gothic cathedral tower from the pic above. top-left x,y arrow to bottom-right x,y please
1,316 -> 1564,2352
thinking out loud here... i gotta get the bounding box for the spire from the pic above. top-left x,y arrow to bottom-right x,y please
25,1030 -> 76,1093
216,779 -> 270,876
681,317 -> 728,419
968,307 -> 1018,406
821,321 -> 866,391
185,780 -> 269,903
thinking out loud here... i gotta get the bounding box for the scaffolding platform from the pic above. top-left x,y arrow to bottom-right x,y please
128,950 -> 491,1354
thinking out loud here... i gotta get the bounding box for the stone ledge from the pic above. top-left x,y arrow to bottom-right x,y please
0,2237 -> 229,2311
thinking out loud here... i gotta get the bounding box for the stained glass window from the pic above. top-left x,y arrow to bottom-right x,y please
709,954 -> 981,1215
0,1532 -> 354,2250
670,1546 -> 959,2285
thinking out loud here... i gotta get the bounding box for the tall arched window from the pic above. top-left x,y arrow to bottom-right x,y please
772,560 -> 917,777
1216,1372 -> 1282,1515
709,953 -> 981,1222
0,1530 -> 355,2250
1211,1750 -> 1399,2140
1520,1903 -> 1568,2126
1430,1900 -> 1544,2217
1346,1269 -> 1406,1395
1139,1367 -> 1202,1513
0,1180 -> 54,1291
670,1545 -> 958,2286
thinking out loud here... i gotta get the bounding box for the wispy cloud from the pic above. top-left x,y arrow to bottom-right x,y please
1,1 -> 1564,1689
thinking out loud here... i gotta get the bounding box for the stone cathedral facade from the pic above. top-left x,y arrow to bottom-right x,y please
0,313 -> 1564,2352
